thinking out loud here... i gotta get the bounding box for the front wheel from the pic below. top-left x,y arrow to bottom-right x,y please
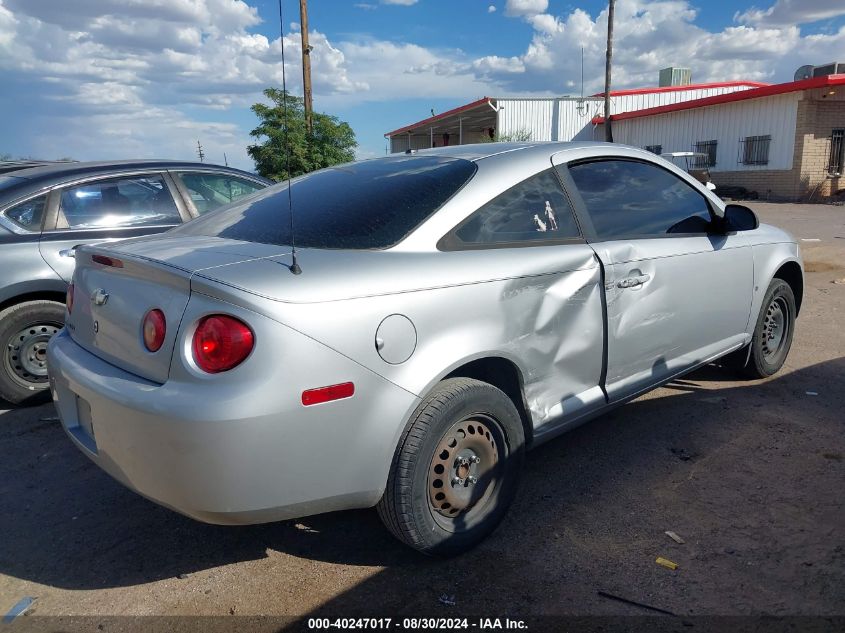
0,300 -> 65,405
738,279 -> 796,379
377,378 -> 525,556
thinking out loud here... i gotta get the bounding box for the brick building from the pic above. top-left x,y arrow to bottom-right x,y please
594,75 -> 845,201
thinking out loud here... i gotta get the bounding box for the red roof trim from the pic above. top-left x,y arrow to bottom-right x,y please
591,75 -> 845,124
591,80 -> 769,98
385,97 -> 493,138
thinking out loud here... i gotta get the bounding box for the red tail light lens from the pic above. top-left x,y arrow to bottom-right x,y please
143,309 -> 166,352
66,283 -> 74,314
192,315 -> 254,373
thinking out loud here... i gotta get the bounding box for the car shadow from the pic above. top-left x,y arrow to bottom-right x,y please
0,357 -> 843,613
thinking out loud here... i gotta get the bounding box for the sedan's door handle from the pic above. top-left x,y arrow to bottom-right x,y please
617,274 -> 650,289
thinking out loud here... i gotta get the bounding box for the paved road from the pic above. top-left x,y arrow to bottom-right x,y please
1,202 -> 843,623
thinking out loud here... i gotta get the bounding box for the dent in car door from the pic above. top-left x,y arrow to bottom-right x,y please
596,236 -> 752,399
561,158 -> 754,401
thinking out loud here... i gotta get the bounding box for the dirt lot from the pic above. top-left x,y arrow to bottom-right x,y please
1,202 -> 843,627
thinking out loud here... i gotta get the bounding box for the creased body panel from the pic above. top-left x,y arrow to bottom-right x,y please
596,235 -> 754,400
230,245 -> 607,434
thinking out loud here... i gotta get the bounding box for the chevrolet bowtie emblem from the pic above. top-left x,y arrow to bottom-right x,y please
91,288 -> 109,306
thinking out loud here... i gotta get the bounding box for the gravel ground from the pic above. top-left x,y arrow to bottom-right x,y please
0,202 -> 843,626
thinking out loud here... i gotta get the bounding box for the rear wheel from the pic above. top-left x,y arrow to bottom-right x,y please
377,378 -> 525,556
0,300 -> 65,405
734,279 -> 796,379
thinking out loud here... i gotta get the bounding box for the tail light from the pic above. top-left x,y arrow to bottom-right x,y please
192,315 -> 254,373
66,283 -> 74,314
143,309 -> 166,352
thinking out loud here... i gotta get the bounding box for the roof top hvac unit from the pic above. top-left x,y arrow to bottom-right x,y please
813,62 -> 845,77
796,62 -> 845,80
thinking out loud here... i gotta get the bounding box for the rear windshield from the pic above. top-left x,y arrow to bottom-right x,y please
0,176 -> 25,192
169,155 -> 476,249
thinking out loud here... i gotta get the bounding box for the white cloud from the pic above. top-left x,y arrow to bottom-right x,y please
471,0 -> 845,95
381,0 -> 418,5
736,0 -> 845,27
488,5 -> 497,13
2,0 -> 845,163
505,0 -> 549,17
529,14 -> 562,34
0,0 -> 368,167
354,3 -> 378,9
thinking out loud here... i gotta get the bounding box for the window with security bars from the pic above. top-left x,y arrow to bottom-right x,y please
644,144 -> 662,155
829,129 -> 844,175
739,135 -> 771,165
692,140 -> 717,168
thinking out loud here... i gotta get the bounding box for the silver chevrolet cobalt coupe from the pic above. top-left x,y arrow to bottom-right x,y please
48,142 -> 802,555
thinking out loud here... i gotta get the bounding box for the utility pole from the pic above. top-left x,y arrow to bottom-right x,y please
196,140 -> 205,162
604,0 -> 615,142
299,0 -> 313,135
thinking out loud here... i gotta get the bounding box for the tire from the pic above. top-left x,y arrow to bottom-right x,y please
377,377 -> 525,556
0,300 -> 65,406
739,279 -> 796,379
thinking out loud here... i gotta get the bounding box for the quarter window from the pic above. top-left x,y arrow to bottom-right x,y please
568,159 -> 713,239
57,175 -> 180,230
4,195 -> 47,231
176,172 -> 265,215
450,169 -> 580,247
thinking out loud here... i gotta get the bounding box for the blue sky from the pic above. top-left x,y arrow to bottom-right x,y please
1,0 -> 844,169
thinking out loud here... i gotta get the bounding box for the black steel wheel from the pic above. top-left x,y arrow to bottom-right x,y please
378,378 -> 525,556
741,279 -> 796,379
0,300 -> 65,405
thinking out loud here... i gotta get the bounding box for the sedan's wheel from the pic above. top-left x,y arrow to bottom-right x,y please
378,378 -> 525,556
0,300 -> 65,406
742,279 -> 796,379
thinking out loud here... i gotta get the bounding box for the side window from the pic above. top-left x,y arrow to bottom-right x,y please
58,174 -> 180,230
177,172 -> 265,215
451,169 -> 580,247
3,195 -> 47,231
567,160 -> 713,239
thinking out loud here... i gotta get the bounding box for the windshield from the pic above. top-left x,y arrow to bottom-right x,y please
169,155 -> 477,249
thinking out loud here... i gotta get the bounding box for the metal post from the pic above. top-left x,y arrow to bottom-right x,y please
459,118 -> 463,145
604,0 -> 615,142
430,127 -> 434,148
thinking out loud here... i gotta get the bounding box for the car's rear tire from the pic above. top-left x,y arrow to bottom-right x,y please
734,279 -> 796,379
377,378 -> 525,556
0,300 -> 65,406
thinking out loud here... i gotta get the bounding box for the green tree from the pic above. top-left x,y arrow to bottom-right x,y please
247,88 -> 357,181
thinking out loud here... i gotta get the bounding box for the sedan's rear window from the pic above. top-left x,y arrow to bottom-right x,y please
170,156 -> 476,249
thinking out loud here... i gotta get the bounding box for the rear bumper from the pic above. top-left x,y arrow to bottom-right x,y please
47,328 -> 419,525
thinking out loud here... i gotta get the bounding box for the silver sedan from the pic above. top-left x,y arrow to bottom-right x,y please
47,142 -> 802,555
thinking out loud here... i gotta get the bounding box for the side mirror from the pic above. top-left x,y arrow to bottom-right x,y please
722,204 -> 758,232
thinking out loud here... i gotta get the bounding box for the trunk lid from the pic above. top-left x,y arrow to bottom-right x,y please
67,247 -> 194,384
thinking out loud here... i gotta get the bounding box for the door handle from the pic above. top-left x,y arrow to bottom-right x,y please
617,274 -> 650,289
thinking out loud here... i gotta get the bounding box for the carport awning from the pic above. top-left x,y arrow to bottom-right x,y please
384,97 -> 497,139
